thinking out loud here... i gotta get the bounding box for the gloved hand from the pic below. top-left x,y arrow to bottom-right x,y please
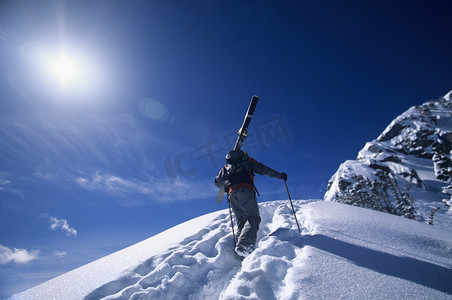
224,180 -> 230,192
280,172 -> 287,181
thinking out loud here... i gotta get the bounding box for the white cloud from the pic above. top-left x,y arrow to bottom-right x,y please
0,111 -> 154,184
76,171 -> 151,195
0,244 -> 39,265
54,251 -> 67,258
76,171 -> 216,202
0,172 -> 24,198
40,214 -> 78,237
0,178 -> 11,185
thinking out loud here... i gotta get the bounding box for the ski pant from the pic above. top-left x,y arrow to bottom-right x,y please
228,188 -> 261,249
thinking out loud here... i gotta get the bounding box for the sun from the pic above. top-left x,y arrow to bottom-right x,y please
48,54 -> 80,84
20,43 -> 102,97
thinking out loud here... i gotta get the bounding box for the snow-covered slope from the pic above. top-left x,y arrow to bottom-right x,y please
324,91 -> 452,229
12,200 -> 452,300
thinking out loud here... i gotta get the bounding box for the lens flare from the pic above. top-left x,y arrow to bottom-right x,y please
138,98 -> 171,122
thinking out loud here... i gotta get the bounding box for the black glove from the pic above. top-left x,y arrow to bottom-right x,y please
280,172 -> 287,181
224,180 -> 230,192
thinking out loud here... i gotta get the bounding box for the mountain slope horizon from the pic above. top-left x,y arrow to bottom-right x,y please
12,200 -> 452,300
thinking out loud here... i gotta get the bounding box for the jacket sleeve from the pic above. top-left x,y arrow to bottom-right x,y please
249,158 -> 283,179
214,166 -> 227,188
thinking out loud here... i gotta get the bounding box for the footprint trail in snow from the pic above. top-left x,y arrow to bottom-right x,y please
86,200 -> 311,300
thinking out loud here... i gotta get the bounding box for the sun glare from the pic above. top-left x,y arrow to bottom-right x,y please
49,54 -> 80,84
20,42 -> 102,98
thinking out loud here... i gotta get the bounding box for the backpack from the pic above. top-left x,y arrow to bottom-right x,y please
224,150 -> 254,186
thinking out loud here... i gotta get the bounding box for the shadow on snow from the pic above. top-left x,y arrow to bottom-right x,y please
304,234 -> 452,295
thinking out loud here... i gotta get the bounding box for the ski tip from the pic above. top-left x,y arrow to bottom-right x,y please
217,189 -> 225,204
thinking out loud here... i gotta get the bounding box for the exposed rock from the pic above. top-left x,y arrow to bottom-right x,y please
324,90 -> 452,227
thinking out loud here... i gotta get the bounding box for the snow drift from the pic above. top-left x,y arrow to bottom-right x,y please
12,200 -> 452,299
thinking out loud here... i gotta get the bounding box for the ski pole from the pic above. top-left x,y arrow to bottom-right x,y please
228,199 -> 237,247
284,180 -> 302,234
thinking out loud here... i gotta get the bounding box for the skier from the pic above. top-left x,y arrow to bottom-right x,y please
215,149 -> 287,257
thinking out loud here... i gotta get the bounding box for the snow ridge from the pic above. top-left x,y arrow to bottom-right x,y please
83,201 -> 310,300
13,200 -> 452,300
85,212 -> 239,299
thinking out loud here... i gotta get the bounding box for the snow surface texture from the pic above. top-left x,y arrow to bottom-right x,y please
325,90 -> 452,229
12,200 -> 452,299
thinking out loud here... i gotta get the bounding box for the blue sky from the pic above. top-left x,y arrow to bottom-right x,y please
1,0 -> 451,297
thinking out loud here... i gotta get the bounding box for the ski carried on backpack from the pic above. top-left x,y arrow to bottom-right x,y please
217,95 -> 259,204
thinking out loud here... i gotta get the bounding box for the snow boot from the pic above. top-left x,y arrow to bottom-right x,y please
235,244 -> 255,258
246,244 -> 255,254
235,245 -> 249,258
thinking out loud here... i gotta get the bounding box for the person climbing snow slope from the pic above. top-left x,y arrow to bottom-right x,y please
214,149 -> 287,257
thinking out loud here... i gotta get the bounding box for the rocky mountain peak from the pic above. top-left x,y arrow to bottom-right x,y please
324,91 -> 452,229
